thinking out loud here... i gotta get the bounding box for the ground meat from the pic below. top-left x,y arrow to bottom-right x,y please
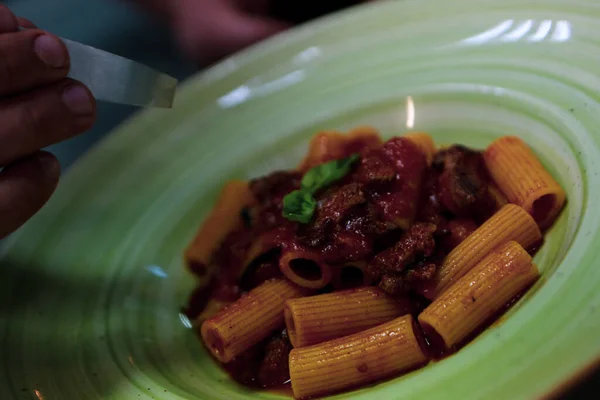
258,330 -> 293,387
368,222 -> 437,281
378,262 -> 437,297
249,171 -> 302,231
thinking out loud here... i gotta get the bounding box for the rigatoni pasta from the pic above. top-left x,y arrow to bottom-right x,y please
484,136 -> 566,229
419,204 -> 541,299
331,262 -> 371,290
201,279 -> 307,363
279,249 -> 333,289
284,287 -> 412,347
487,180 -> 509,211
419,241 -> 539,349
297,126 -> 382,172
404,132 -> 436,165
289,314 -> 428,399
182,128 -> 565,398
184,180 -> 254,273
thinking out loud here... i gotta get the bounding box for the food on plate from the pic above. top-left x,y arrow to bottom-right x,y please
483,136 -> 566,229
284,286 -> 413,348
289,314 -> 428,399
182,128 -> 565,398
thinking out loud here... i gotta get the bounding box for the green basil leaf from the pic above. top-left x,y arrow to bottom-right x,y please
282,190 -> 317,223
301,153 -> 360,193
282,154 -> 360,223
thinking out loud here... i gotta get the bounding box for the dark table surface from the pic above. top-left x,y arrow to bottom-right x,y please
4,0 -> 597,398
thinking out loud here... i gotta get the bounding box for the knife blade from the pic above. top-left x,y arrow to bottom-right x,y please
63,38 -> 178,108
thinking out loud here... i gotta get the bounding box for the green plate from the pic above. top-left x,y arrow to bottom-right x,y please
2,0 -> 599,398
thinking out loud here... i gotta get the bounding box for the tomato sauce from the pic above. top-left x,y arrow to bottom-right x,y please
184,141 -> 503,391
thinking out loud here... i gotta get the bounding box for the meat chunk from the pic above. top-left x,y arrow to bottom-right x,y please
378,273 -> 407,296
258,330 -> 293,387
360,138 -> 427,229
297,184 -> 376,263
322,228 -> 372,264
368,222 -> 437,281
249,171 -> 302,231
440,218 -> 478,253
405,261 -> 437,282
354,149 -> 396,183
315,183 -> 366,226
417,167 -> 445,225
379,260 -> 437,297
434,146 -> 494,220
378,261 -> 437,297
250,171 -> 302,204
296,183 -> 366,249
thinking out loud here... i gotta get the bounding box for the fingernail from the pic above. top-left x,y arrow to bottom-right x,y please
37,153 -> 61,179
62,84 -> 94,115
34,34 -> 67,68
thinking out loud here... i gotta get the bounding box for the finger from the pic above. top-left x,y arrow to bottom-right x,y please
0,29 -> 69,97
225,12 -> 289,50
0,151 -> 60,239
17,17 -> 38,29
0,5 -> 18,33
234,0 -> 270,14
179,7 -> 289,64
0,79 -> 96,166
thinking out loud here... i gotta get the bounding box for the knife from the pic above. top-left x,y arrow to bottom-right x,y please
63,38 -> 178,108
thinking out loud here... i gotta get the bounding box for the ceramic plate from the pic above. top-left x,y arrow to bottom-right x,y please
2,0 -> 600,398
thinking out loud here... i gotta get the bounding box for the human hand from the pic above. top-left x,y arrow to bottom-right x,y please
167,0 -> 289,65
0,5 -> 96,239
144,0 -> 370,65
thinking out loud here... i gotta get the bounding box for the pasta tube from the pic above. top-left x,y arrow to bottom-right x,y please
284,287 -> 412,347
419,241 -> 539,349
484,136 -> 566,229
420,204 -> 541,299
184,180 -> 254,273
279,249 -> 333,289
331,262 -> 371,290
297,126 -> 382,171
404,132 -> 436,165
201,279 -> 307,363
289,314 -> 428,399
487,180 -> 509,211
